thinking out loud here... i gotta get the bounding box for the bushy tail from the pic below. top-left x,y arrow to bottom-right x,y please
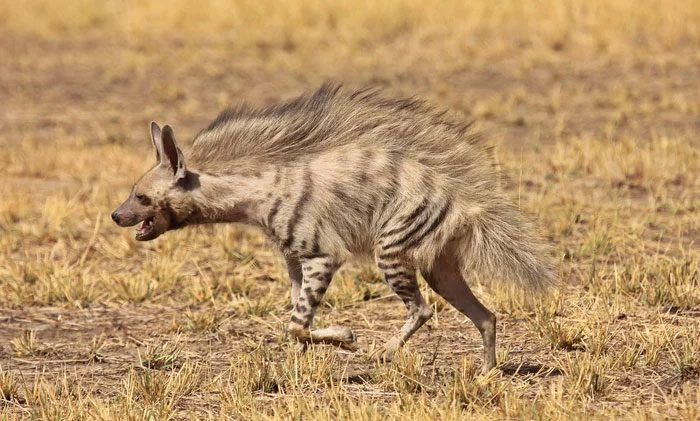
458,198 -> 556,291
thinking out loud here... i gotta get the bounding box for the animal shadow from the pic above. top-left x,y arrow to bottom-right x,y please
500,362 -> 562,377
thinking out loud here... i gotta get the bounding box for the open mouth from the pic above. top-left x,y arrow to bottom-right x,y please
135,217 -> 155,240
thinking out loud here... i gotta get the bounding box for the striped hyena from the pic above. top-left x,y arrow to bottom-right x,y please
112,84 -> 555,371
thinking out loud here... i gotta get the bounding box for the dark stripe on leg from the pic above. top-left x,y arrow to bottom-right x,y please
385,270 -> 415,280
290,315 -> 309,328
377,260 -> 403,270
290,256 -> 336,332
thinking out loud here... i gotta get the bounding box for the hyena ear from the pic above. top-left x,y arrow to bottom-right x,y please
160,125 -> 187,182
150,121 -> 163,162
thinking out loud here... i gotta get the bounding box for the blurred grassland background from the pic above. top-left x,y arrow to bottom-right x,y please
2,0 -> 698,51
0,0 -> 699,419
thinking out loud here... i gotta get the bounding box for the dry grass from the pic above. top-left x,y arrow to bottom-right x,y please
1,0 -> 699,419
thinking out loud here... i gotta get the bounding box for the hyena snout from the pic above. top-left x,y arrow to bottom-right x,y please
112,199 -> 168,241
111,211 -> 123,224
111,202 -> 144,228
111,208 -> 138,227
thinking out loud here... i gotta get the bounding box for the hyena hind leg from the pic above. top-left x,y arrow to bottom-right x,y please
287,255 -> 357,351
421,243 -> 497,372
373,255 -> 433,362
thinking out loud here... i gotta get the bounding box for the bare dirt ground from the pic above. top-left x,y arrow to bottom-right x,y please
0,1 -> 699,419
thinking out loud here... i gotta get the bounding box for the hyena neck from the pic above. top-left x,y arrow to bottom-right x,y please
187,166 -> 277,226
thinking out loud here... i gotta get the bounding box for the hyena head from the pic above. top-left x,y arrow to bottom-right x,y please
111,122 -> 195,241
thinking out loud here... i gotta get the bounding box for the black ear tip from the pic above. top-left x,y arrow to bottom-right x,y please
162,125 -> 174,135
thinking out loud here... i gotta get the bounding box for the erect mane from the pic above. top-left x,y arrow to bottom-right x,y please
186,83 -> 481,177
188,83 -> 343,168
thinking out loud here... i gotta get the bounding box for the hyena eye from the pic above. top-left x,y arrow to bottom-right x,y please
135,194 -> 151,205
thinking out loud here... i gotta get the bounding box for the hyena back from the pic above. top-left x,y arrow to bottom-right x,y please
112,84 -> 555,371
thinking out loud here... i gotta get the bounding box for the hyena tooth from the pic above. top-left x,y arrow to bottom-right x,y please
112,83 -> 556,372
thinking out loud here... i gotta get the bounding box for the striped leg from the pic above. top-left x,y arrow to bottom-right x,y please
373,255 -> 433,361
371,197 -> 450,360
287,255 -> 357,350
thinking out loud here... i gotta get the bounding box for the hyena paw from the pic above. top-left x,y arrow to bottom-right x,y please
370,336 -> 402,362
309,326 -> 358,351
324,326 -> 356,344
480,358 -> 497,374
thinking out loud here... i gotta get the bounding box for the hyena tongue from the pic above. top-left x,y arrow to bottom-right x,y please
137,218 -> 153,234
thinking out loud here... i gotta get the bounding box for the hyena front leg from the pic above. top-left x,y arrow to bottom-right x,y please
285,255 -> 302,307
287,255 -> 357,350
373,255 -> 433,361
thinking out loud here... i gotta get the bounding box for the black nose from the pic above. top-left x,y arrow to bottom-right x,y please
111,211 -> 120,223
